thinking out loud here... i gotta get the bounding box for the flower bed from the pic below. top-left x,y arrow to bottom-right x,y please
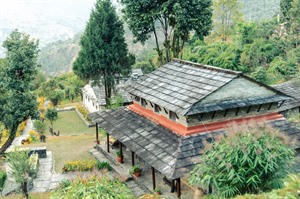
62,160 -> 97,172
62,160 -> 112,173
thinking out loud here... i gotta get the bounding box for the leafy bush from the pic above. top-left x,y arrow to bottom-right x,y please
96,161 -> 112,171
51,175 -> 135,199
28,130 -> 40,144
62,160 -> 97,172
129,165 -> 141,174
189,123 -> 295,198
76,105 -> 89,119
33,120 -> 46,135
0,170 -> 7,191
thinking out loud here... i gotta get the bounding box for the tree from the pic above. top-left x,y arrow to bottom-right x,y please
6,149 -> 37,199
49,90 -> 64,107
189,123 -> 294,198
33,120 -> 46,135
0,30 -> 39,154
45,108 -> 58,130
73,0 -> 134,107
212,0 -> 244,41
280,0 -> 293,23
121,0 -> 213,63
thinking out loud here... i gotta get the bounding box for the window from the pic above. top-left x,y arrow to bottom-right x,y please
141,98 -> 147,107
154,104 -> 160,113
169,111 -> 177,121
134,96 -> 140,102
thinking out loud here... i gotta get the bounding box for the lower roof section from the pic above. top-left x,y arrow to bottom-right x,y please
88,107 -> 300,180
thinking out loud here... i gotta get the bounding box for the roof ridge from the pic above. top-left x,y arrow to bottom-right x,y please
172,58 -> 243,76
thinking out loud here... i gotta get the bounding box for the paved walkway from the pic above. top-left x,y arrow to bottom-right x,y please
7,119 -> 33,151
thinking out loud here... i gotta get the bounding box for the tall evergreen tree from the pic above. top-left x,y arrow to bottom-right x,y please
121,0 -> 212,64
73,0 -> 134,106
0,30 -> 39,154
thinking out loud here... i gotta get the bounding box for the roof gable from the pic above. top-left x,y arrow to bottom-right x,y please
129,59 -> 239,115
187,77 -> 290,115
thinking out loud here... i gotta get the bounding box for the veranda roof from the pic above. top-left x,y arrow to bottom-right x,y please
88,108 -> 300,180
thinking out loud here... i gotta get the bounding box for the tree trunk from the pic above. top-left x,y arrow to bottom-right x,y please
21,180 -> 29,199
0,125 -> 18,155
153,22 -> 163,66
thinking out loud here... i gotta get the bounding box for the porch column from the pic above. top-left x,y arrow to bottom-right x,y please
131,151 -> 135,166
176,178 -> 181,198
120,142 -> 123,164
95,123 -> 99,144
171,179 -> 175,193
151,167 -> 156,190
106,133 -> 110,153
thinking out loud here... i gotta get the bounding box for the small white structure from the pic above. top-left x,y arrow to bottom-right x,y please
82,69 -> 144,113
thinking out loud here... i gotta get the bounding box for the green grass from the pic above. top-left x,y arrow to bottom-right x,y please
23,110 -> 101,173
45,110 -> 94,136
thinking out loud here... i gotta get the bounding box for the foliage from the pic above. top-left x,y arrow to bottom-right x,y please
121,0 -> 213,63
76,105 -> 89,120
37,73 -> 85,104
28,130 -> 40,144
51,175 -> 135,199
250,67 -> 268,84
116,151 -> 121,157
62,160 -> 97,172
45,108 -> 58,129
0,30 -> 39,154
190,42 -> 245,72
129,165 -> 141,174
133,61 -> 156,74
189,123 -> 295,198
96,161 -> 112,171
6,149 -> 38,198
73,0 -> 134,107
49,90 -> 64,107
33,120 -> 46,135
108,94 -> 124,109
212,0 -> 244,41
0,170 -> 7,191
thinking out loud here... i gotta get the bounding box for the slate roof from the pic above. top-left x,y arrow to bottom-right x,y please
128,59 -> 290,116
273,80 -> 300,112
89,107 -> 300,180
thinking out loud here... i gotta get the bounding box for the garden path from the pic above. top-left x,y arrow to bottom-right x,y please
7,119 -> 32,151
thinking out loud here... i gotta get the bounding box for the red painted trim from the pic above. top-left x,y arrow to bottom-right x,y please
128,102 -> 284,136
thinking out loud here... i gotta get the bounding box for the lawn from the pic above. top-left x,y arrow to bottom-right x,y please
26,134 -> 97,173
24,110 -> 101,173
45,110 -> 94,136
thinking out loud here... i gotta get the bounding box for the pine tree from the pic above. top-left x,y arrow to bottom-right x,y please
73,0 -> 134,106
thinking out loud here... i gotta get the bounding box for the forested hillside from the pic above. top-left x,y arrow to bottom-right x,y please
38,0 -> 282,76
241,0 -> 280,21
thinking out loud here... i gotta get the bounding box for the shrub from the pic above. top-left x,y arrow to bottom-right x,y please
6,149 -> 37,198
129,165 -> 141,174
76,105 -> 89,120
0,170 -> 7,191
189,123 -> 295,198
96,161 -> 112,171
51,176 -> 135,199
28,130 -> 40,144
62,160 -> 97,172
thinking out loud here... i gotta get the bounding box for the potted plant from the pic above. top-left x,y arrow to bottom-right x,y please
129,165 -> 141,177
116,151 -> 123,163
154,187 -> 161,195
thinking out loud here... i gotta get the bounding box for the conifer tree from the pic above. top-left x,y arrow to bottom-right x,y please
73,0 -> 134,106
